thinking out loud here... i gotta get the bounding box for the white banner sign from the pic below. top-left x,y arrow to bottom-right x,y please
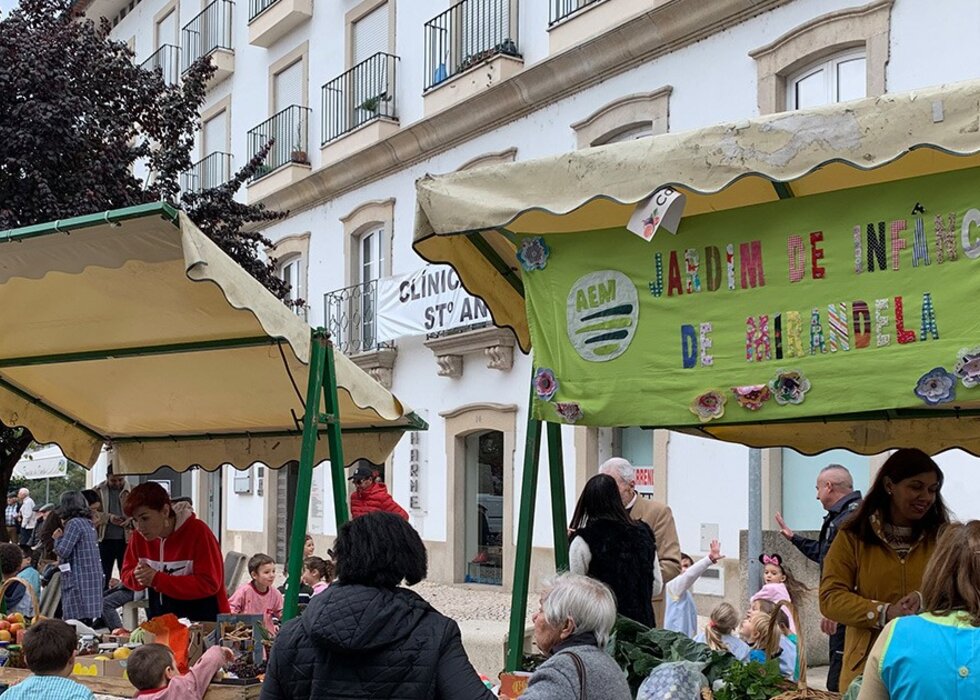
377,266 -> 492,341
13,456 -> 68,480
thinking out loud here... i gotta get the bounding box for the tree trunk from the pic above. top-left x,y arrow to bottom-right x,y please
0,427 -> 33,543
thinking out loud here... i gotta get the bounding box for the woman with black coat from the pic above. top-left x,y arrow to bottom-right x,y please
569,474 -> 661,627
261,512 -> 494,700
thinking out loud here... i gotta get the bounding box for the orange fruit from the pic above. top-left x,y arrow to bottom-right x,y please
0,630 -> 12,642
9,624 -> 23,634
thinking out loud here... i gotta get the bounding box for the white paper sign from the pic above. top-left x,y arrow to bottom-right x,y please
626,186 -> 686,242
12,455 -> 68,480
377,266 -> 492,341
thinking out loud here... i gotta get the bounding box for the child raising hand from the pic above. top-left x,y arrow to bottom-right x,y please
664,539 -> 724,637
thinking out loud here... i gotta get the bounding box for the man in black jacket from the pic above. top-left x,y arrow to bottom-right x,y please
775,464 -> 862,692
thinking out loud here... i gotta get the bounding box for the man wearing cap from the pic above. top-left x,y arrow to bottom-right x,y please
5,492 -> 19,543
348,462 -> 408,520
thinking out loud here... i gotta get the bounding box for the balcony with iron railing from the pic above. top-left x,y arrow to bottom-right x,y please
320,52 -> 400,165
248,0 -> 312,48
423,0 -> 521,116
547,0 -> 637,54
140,44 -> 181,86
182,0 -> 235,86
324,279 -> 394,356
246,105 -> 312,201
182,151 -> 233,194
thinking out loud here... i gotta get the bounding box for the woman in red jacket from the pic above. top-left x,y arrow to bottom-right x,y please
348,464 -> 408,520
121,483 -> 230,621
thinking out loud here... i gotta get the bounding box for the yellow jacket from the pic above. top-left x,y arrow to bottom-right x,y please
818,515 -> 937,691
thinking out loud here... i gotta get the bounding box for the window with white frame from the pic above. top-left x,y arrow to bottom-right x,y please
358,226 -> 385,350
786,49 -> 866,111
278,255 -> 304,315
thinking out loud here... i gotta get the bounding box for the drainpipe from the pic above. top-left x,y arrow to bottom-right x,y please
747,447 -> 763,597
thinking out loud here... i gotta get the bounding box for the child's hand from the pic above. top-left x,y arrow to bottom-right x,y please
220,647 -> 236,665
51,528 -> 63,540
708,539 -> 724,564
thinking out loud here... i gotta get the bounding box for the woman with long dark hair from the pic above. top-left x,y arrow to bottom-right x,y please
568,474 -> 660,626
820,448 -> 951,691
52,491 -> 103,623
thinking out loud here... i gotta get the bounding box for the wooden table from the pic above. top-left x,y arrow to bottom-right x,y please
0,667 -> 261,699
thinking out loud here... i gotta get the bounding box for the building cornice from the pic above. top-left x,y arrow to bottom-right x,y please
256,0 -> 791,218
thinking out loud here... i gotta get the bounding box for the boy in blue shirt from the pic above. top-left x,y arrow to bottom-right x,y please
3,619 -> 94,699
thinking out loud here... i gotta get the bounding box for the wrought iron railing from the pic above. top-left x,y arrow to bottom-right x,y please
248,0 -> 277,22
246,105 -> 311,181
182,151 -> 233,193
140,44 -> 181,85
322,52 -> 399,145
549,0 -> 602,24
181,0 -> 234,73
324,280 -> 394,355
424,0 -> 520,91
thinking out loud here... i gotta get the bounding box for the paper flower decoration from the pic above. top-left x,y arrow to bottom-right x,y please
554,402 -> 583,424
768,369 -> 811,405
731,384 -> 771,411
689,391 -> 726,423
533,368 -> 559,401
914,367 -> 957,406
953,347 -> 980,388
516,236 -> 550,271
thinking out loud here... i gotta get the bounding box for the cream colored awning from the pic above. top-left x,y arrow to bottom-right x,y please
414,79 -> 980,353
0,204 -> 422,474
413,79 -> 980,456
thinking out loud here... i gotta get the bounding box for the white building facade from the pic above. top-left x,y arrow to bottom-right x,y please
81,0 -> 980,592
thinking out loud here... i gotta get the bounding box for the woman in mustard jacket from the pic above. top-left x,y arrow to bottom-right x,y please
819,448 -> 951,692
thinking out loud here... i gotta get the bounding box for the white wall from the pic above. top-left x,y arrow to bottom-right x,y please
224,467 -> 264,532
933,450 -> 980,523
667,433 -> 749,560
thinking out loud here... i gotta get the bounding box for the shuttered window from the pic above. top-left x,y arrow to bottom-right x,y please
203,111 -> 228,155
156,9 -> 178,48
274,60 -> 304,113
352,3 -> 388,66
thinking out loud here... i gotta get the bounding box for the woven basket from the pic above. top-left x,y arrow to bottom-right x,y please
0,575 -> 42,628
768,600 -> 840,700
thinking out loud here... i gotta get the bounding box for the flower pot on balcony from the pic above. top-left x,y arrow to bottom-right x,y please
290,149 -> 309,165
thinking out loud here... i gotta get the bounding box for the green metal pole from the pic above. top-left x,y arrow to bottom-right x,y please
505,405 -> 542,672
323,337 -> 349,528
546,422 -> 569,571
282,329 -> 328,622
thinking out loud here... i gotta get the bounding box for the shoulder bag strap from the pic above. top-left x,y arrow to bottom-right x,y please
563,651 -> 587,700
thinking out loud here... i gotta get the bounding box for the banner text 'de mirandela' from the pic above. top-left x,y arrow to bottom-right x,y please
648,211 -> 980,369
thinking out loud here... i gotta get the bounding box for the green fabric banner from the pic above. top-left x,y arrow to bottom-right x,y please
522,167 -> 980,428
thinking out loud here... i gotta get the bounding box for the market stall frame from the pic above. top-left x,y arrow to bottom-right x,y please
412,79 -> 980,670
0,201 -> 426,625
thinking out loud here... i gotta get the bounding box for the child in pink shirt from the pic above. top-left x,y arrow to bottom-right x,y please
228,553 -> 284,634
127,643 -> 233,699
301,555 -> 335,597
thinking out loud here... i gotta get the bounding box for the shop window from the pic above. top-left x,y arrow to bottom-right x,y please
464,429 -> 504,585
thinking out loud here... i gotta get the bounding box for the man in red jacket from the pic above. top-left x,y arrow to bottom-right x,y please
348,464 -> 408,520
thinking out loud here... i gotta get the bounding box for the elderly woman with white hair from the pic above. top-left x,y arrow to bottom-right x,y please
507,573 -> 631,700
